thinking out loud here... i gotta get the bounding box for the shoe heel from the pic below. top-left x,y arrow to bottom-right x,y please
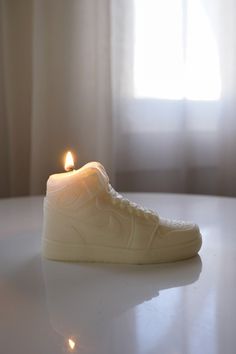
42,201 -> 81,259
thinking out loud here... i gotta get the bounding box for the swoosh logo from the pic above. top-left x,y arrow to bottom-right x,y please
76,196 -> 131,246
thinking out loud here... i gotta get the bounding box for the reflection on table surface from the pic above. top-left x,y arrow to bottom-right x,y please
43,257 -> 202,353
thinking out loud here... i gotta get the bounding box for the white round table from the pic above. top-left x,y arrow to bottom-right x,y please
0,193 -> 235,354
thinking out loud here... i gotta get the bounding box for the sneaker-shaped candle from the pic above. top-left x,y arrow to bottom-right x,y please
42,151 -> 202,263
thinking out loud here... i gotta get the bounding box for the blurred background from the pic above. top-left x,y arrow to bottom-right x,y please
1,0 -> 236,197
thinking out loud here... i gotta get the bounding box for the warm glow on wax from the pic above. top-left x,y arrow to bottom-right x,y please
64,151 -> 74,172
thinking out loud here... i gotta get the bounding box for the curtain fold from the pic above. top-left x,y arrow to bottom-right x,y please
30,0 -> 113,195
0,0 -> 112,197
113,0 -> 236,196
0,0 -> 33,196
1,0 -> 236,197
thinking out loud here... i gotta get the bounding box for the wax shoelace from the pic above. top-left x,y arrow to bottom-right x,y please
108,184 -> 158,220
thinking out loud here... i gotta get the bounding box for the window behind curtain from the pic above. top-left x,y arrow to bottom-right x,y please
134,0 -> 221,101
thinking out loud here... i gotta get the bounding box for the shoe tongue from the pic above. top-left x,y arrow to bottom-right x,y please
83,161 -> 109,188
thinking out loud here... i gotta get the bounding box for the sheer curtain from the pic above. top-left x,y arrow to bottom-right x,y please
0,0 -> 112,197
1,0 -> 236,197
113,0 -> 236,195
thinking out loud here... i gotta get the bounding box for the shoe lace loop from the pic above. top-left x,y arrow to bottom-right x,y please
108,185 -> 158,220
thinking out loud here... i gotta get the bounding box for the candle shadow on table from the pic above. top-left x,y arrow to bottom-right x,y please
42,256 -> 202,353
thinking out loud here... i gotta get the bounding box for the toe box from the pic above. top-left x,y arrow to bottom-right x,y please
151,218 -> 202,262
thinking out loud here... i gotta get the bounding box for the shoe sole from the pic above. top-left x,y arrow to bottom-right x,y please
42,234 -> 202,264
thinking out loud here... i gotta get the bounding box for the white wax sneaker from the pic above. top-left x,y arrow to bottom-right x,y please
42,162 -> 202,264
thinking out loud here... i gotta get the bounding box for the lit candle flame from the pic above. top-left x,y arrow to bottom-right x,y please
64,151 -> 74,172
68,338 -> 75,350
